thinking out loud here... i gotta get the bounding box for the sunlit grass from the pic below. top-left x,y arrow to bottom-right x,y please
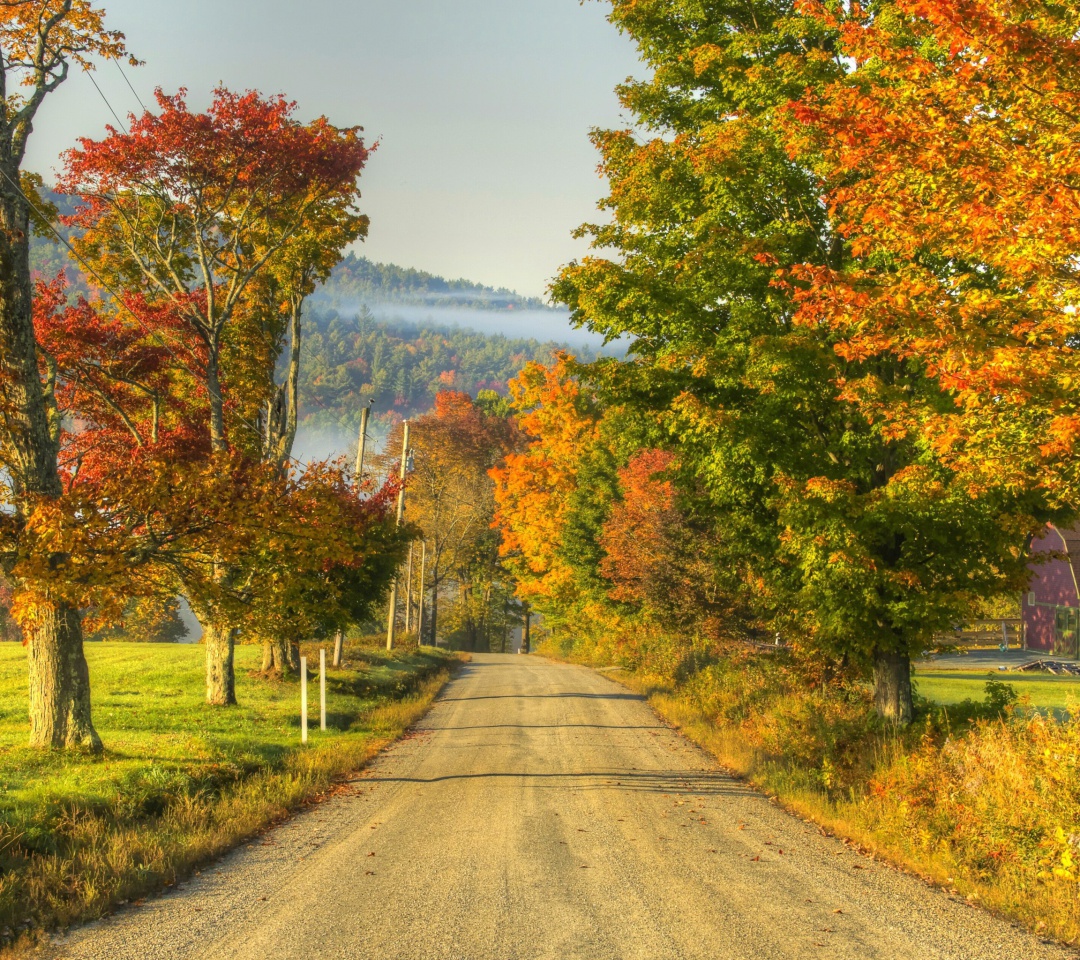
916,669 -> 1080,712
0,638 -> 459,950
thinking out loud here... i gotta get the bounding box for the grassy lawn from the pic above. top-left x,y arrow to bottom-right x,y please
0,638 -> 459,950
915,669 -> 1080,712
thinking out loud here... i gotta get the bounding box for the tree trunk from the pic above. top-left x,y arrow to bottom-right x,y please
0,172 -> 103,750
523,605 -> 530,654
204,622 -> 237,706
261,637 -> 298,677
873,650 -> 914,724
205,343 -> 227,453
332,630 -> 344,668
430,577 -> 439,648
27,600 -> 101,750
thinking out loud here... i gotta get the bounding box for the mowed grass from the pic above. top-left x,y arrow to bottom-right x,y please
916,670 -> 1080,712
0,639 -> 460,950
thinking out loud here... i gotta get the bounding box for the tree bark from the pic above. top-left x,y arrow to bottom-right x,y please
873,650 -> 914,724
27,601 -> 101,750
261,636 -> 298,677
204,622 -> 237,706
205,342 -> 227,453
0,169 -> 102,750
430,576 -> 439,648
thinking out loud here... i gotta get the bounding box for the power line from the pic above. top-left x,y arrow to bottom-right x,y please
83,67 -> 127,133
113,58 -> 148,114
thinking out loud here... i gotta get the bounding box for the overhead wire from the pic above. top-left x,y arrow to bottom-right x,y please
113,57 -> 148,114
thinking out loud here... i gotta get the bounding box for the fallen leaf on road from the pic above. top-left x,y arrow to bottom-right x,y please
833,909 -> 843,915
751,856 -> 761,862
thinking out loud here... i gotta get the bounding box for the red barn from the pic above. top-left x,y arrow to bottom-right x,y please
1023,524 -> 1080,658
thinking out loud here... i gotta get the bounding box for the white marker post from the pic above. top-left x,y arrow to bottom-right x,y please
320,648 -> 327,732
300,655 -> 308,745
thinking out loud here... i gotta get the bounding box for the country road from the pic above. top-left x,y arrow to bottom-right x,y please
48,654 -> 1074,960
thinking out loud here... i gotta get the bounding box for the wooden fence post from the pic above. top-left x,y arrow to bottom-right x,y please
300,655 -> 308,745
320,648 -> 327,732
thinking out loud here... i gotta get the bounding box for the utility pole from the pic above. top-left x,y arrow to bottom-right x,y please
386,421 -> 410,651
523,602 -> 531,654
417,541 -> 427,646
354,401 -> 373,487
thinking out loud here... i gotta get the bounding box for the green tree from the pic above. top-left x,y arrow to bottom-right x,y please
553,0 -> 1043,722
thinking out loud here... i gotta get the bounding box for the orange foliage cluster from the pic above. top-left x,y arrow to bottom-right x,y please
785,0 -> 1080,495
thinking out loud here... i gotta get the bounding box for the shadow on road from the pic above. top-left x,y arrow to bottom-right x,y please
357,769 -> 750,796
439,692 -> 645,702
427,724 -> 666,731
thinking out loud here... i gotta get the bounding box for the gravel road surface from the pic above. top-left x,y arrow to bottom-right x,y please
46,654 -> 1075,960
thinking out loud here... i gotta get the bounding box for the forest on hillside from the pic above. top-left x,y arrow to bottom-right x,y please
309,253 -> 550,311
298,308 -> 592,431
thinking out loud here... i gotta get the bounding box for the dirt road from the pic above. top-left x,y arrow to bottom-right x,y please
48,654 -> 1074,960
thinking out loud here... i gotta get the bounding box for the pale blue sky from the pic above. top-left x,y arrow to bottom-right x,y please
24,0 -> 643,299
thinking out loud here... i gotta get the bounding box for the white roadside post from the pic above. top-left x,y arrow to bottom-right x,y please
320,648 -> 327,732
300,655 -> 308,745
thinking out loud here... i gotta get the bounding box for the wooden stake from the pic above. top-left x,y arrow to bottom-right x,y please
319,648 -> 327,732
300,655 -> 308,745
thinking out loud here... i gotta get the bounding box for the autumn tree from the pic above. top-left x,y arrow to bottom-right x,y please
59,87 -> 371,704
393,391 -> 517,649
783,0 -> 1080,502
0,1 -> 130,748
551,0 -> 1043,721
491,358 -> 605,624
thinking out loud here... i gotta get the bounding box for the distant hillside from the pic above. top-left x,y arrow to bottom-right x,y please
312,253 -> 551,312
299,307 -> 589,434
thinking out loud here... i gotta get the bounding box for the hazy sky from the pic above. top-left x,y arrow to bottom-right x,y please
23,1 -> 644,299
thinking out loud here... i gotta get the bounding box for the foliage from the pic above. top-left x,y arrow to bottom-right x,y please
544,0 -> 1048,720
88,596 -> 188,644
311,252 -> 551,312
59,85 -> 371,452
783,0 -> 1080,502
387,391 -> 520,649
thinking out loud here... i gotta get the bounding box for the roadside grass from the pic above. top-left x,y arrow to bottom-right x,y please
558,643 -> 1080,948
916,670 -> 1080,713
0,637 -> 461,950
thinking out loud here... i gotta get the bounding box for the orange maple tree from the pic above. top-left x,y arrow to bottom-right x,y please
491,356 -> 603,612
784,0 -> 1080,499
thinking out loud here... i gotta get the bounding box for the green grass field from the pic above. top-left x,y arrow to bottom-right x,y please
0,639 -> 458,949
915,669 -> 1080,713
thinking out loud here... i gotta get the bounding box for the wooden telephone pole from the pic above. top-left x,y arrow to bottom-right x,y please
417,541 -> 427,646
386,421 -> 410,651
354,402 -> 373,486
